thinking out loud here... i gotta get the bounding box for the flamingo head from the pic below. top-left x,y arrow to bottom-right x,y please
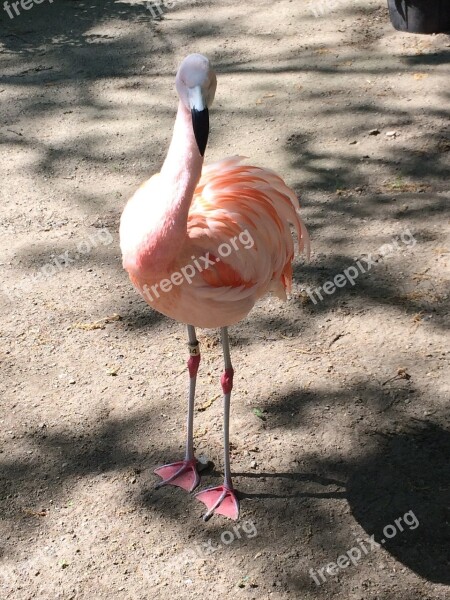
176,53 -> 217,157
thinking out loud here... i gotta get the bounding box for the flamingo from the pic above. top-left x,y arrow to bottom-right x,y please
119,54 -> 309,520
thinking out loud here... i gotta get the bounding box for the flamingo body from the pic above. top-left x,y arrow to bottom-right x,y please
120,156 -> 309,328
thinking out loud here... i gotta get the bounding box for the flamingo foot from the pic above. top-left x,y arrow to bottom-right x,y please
195,484 -> 240,521
154,459 -> 200,492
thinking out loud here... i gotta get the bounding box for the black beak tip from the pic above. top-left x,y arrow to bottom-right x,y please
191,107 -> 209,157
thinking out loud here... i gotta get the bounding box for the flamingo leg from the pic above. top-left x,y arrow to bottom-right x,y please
154,325 -> 201,492
195,327 -> 239,520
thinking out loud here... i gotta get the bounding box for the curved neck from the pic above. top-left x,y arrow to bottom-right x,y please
160,101 -> 204,221
140,101 -> 204,270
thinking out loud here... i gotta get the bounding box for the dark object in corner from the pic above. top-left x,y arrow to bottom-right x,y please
387,0 -> 450,34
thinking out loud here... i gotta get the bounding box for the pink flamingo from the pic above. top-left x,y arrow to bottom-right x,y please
119,54 -> 309,520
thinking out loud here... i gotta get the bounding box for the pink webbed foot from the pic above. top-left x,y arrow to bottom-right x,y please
154,459 -> 200,492
195,484 -> 239,521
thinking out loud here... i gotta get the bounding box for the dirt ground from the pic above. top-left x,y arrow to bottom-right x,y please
1,0 -> 449,598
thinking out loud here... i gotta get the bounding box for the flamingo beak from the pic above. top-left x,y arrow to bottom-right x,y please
188,86 -> 209,157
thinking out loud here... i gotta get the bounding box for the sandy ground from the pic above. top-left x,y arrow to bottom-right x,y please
1,0 -> 449,598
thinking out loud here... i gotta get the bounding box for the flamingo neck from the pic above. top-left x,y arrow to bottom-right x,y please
122,101 -> 205,280
160,101 -> 204,224
136,101 -> 204,272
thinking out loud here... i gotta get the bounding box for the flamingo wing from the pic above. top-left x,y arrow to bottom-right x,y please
187,156 -> 309,301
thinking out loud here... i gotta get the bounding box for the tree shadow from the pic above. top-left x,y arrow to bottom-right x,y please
347,420 -> 450,585
1,378 -> 448,589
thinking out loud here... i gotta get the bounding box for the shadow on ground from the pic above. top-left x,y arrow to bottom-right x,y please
1,381 -> 448,587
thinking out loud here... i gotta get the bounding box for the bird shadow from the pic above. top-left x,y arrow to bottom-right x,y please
237,471 -> 347,500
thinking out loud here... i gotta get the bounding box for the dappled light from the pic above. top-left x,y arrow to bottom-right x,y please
1,1 -> 449,598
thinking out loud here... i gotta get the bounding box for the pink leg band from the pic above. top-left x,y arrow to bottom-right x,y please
221,368 -> 234,395
187,341 -> 200,378
188,354 -> 200,378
